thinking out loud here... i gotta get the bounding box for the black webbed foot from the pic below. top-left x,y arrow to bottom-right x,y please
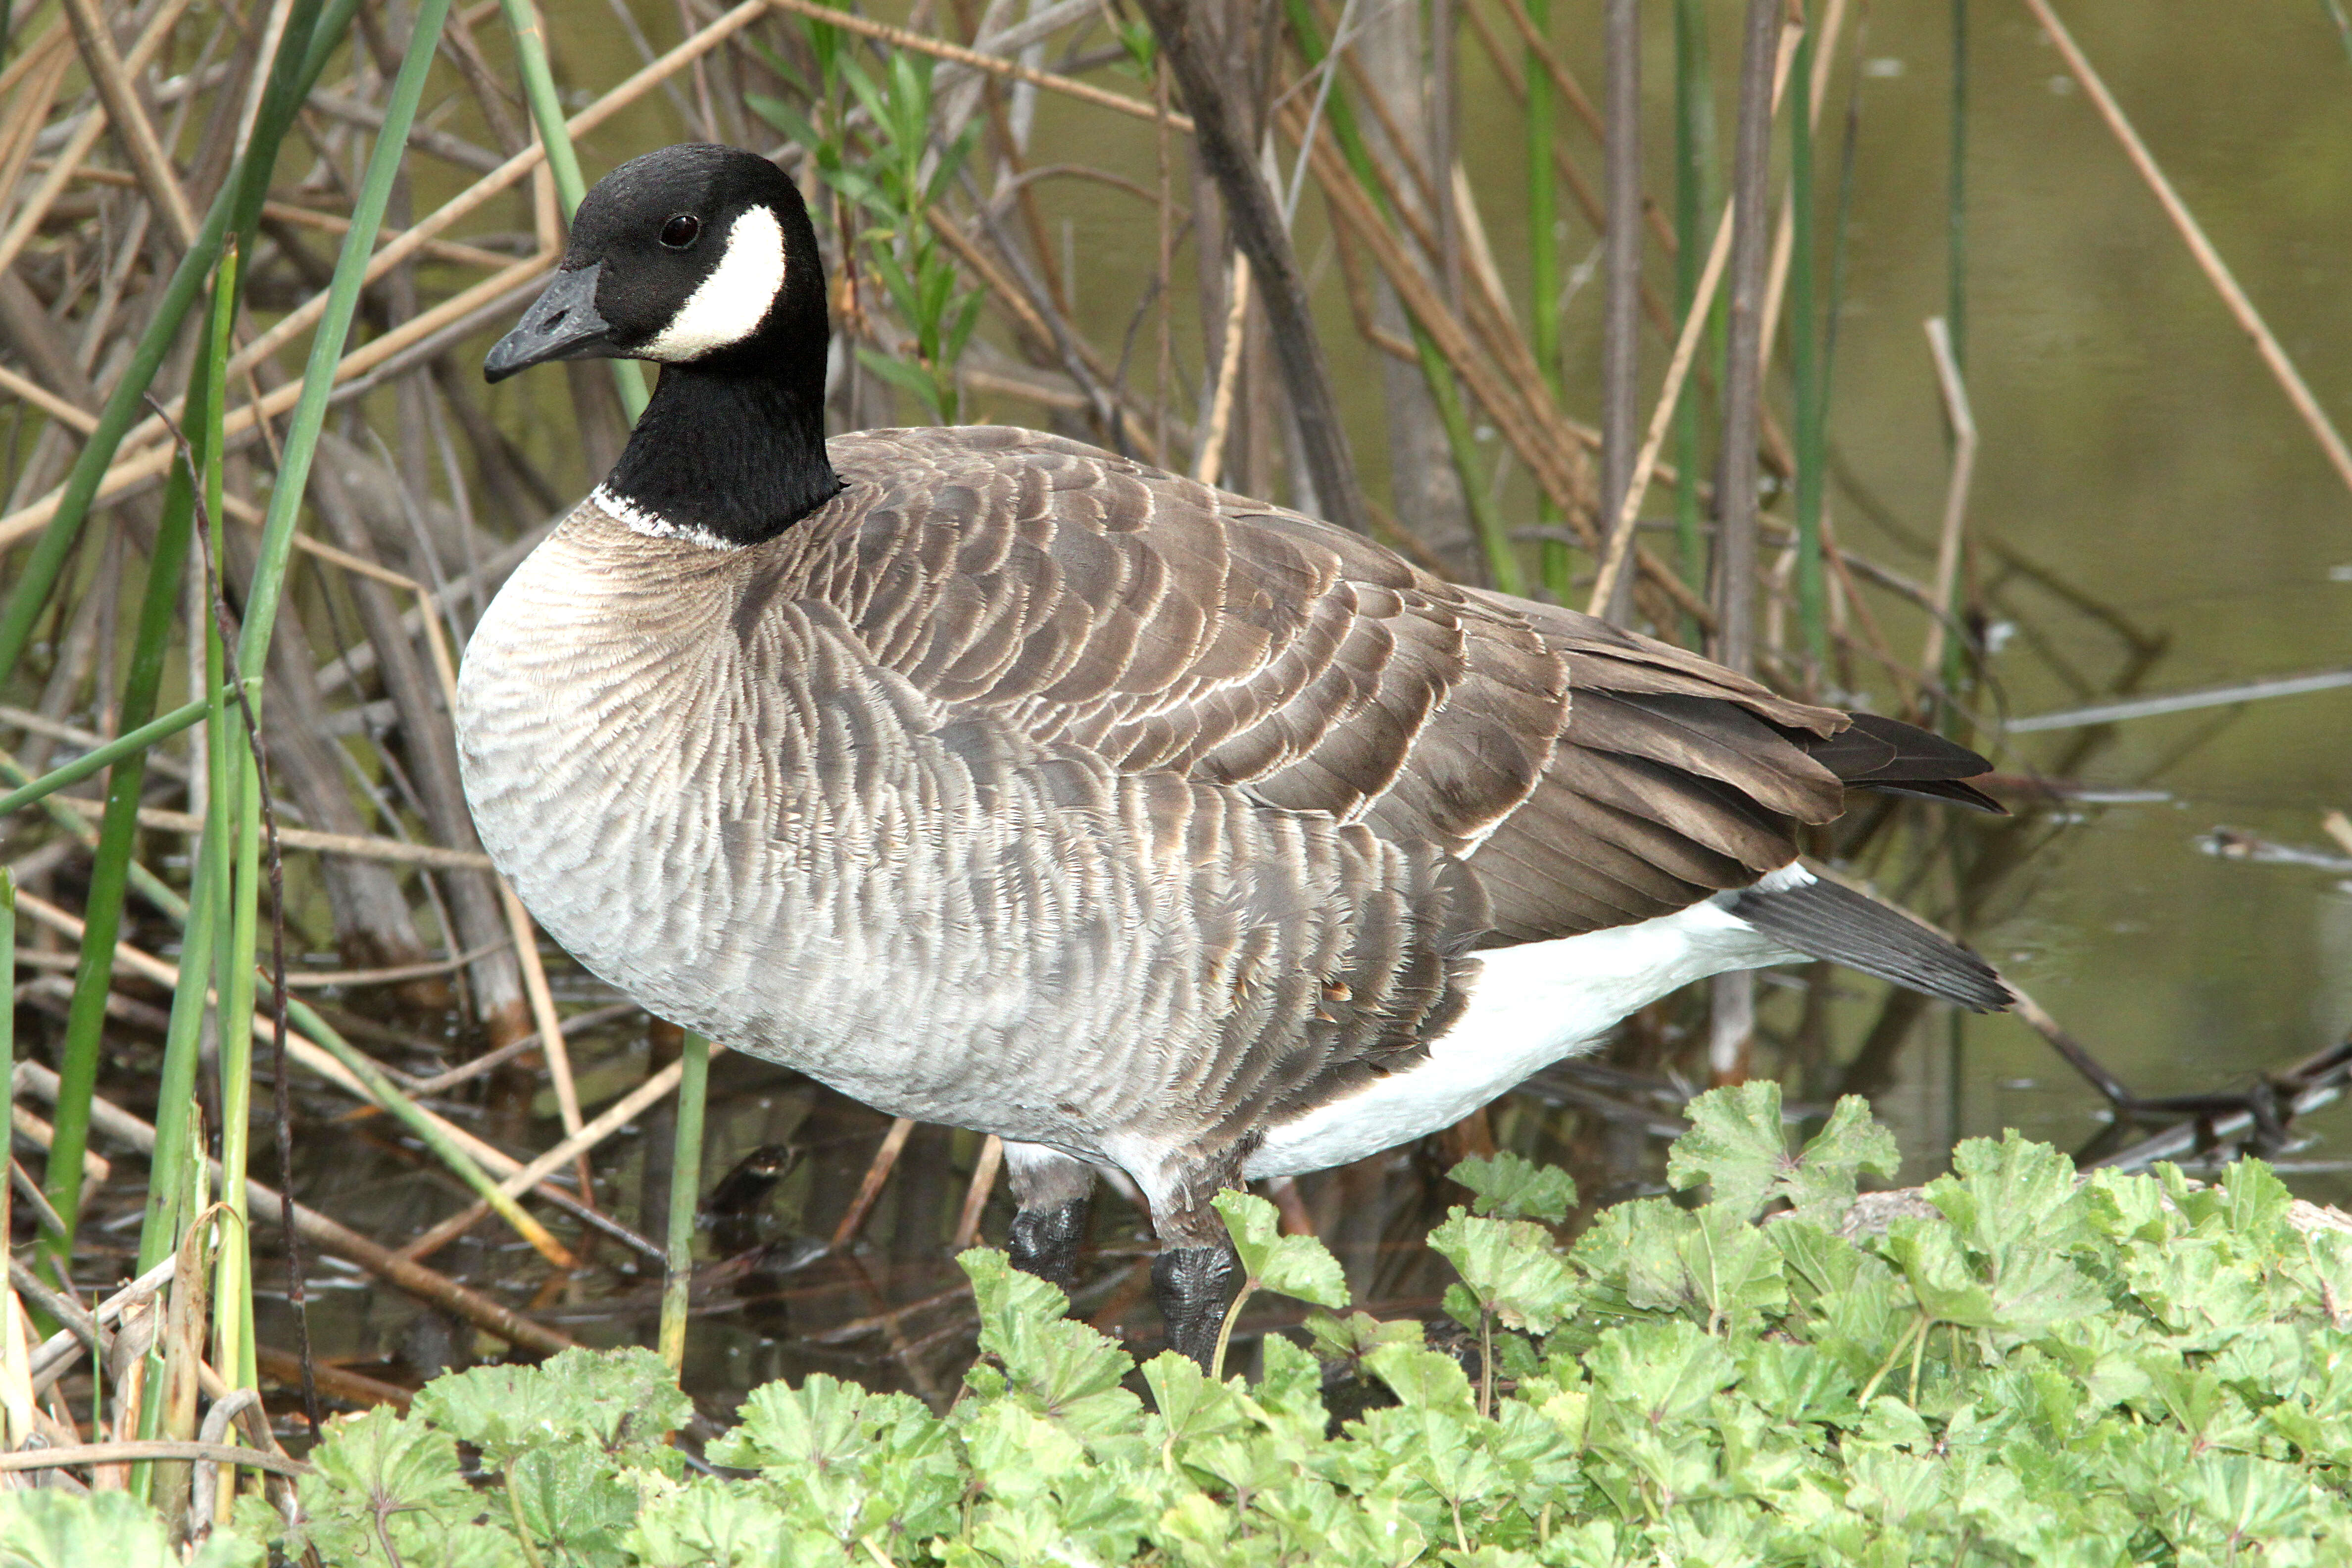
1152,1245 -> 1240,1370
1006,1196 -> 1092,1287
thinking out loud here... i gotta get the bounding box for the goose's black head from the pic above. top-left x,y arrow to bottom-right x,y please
486,143 -> 840,548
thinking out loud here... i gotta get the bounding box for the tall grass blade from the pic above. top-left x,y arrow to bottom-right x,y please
34,313 -> 217,1273
497,0 -> 647,419
232,0 -> 454,673
660,1032 -> 711,1374
192,254 -> 263,1402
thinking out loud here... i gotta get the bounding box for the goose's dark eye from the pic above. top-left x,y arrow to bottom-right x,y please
660,214 -> 701,250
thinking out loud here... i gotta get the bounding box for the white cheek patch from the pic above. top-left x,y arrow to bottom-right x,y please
641,205 -> 786,362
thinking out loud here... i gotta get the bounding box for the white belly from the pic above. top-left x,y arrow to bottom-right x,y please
1243,895 -> 1799,1178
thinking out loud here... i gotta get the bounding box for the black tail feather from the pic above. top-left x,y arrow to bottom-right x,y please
1799,713 -> 2005,814
1731,873 -> 2013,1013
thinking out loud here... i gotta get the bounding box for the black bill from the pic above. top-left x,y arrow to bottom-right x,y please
484,262 -> 615,383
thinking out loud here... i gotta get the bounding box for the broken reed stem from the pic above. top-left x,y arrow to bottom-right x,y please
13,1062 -> 572,1355
1920,316 -> 1976,687
0,0 -> 202,282
41,794 -> 497,870
1194,254 -> 1252,483
55,0 -> 200,247
9,887 -> 578,1268
0,1439 -> 307,1479
2020,0 -> 2352,498
831,1117 -> 917,1252
499,881 -> 594,1207
952,1135 -> 1003,1252
395,1050 -> 698,1265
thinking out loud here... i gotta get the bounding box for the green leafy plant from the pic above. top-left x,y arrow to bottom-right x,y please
23,1092 -> 2352,1565
1209,1189 -> 1351,1379
750,21 -> 984,425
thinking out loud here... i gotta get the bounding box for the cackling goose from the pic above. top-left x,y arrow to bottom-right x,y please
458,144 -> 2012,1365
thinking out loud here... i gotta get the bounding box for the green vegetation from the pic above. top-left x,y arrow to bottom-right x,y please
10,1087 -> 2349,1565
751,25 -> 985,426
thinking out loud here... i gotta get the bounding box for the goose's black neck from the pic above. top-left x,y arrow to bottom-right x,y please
604,357 -> 839,547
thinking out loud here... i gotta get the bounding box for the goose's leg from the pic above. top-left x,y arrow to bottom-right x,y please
1135,1148 -> 1246,1369
1003,1142 -> 1095,1287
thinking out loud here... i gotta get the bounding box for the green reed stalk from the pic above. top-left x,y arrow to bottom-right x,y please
1526,0 -> 1568,601
282,990 -> 570,1256
35,257 -> 229,1270
135,867 -> 219,1278
0,696 -> 230,819
498,0 -> 647,419
1672,0 -> 1713,634
0,0 -> 352,691
198,270 -> 263,1397
1789,7 -> 1826,670
0,754 -> 189,923
660,1033 -> 711,1374
235,0 -> 453,673
135,246 -> 239,1282
1418,334 -> 1522,594
130,265 -> 242,1498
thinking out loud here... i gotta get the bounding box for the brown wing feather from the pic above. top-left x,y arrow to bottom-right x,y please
781,427 -> 1572,862
773,426 -> 1989,961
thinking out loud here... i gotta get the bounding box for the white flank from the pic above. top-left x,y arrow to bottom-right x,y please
1243,884 -> 1807,1178
641,204 -> 786,362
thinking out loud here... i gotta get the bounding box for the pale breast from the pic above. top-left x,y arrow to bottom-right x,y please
451,507 -> 1280,1151
455,463 -> 1489,1165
